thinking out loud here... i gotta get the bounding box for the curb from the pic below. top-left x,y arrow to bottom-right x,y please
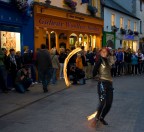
0,87 -> 68,119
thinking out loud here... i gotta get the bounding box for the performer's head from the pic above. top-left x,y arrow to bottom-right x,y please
99,47 -> 108,58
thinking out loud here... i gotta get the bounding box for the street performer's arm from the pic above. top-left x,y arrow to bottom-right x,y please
93,58 -> 102,77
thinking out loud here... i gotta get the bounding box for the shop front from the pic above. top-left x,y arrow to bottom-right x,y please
121,35 -> 139,51
102,31 -> 116,49
34,4 -> 103,51
0,1 -> 34,52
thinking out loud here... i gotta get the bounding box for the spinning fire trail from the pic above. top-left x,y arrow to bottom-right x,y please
63,48 -> 82,87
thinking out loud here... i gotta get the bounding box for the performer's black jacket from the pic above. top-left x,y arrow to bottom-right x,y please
93,57 -> 112,82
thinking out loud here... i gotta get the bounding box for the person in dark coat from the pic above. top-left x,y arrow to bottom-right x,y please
7,49 -> 17,88
36,44 -> 53,93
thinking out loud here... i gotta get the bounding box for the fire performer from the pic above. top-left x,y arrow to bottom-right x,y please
92,47 -> 114,126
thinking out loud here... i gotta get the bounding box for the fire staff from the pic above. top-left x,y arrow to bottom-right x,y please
92,47 -> 114,126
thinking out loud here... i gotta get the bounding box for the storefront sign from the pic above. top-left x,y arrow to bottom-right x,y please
35,14 -> 101,34
67,13 -> 85,21
124,35 -> 134,40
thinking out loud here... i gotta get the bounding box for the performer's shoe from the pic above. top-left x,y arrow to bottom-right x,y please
91,119 -> 99,128
100,118 -> 108,125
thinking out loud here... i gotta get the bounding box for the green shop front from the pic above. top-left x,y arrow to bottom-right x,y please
102,31 -> 116,49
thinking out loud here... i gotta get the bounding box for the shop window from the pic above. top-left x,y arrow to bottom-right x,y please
89,35 -> 93,47
84,34 -> 88,48
111,14 -> 115,26
59,33 -> 67,40
79,34 -> 83,46
128,20 -> 131,29
0,31 -> 21,52
50,31 -> 56,48
69,33 -> 77,48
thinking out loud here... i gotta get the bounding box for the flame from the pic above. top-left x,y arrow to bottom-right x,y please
63,48 -> 82,87
87,111 -> 97,121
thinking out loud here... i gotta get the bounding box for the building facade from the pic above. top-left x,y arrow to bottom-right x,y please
0,0 -> 34,52
33,0 -> 104,51
103,0 -> 140,51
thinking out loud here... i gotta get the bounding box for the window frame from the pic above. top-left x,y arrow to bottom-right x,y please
120,17 -> 124,28
111,14 -> 115,26
134,22 -> 137,32
128,20 -> 131,30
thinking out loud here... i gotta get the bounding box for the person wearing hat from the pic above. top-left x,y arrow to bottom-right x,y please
92,47 -> 114,127
15,66 -> 32,93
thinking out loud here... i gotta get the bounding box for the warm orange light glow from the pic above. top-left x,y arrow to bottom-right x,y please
87,111 -> 97,121
63,48 -> 82,87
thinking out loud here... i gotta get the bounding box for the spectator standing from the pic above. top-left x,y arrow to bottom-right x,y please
36,44 -> 53,93
15,51 -> 23,70
124,48 -> 132,75
59,48 -> 67,79
23,47 -> 37,84
50,48 -> 60,85
131,52 -> 138,75
86,47 -> 95,78
116,48 -> 123,76
108,50 -> 117,77
137,52 -> 142,74
81,46 -> 88,78
7,49 -> 17,88
0,48 -> 8,93
2,48 -> 8,70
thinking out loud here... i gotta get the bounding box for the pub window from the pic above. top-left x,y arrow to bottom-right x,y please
128,20 -> 131,29
111,14 -> 115,26
134,22 -> 137,31
120,17 -> 124,28
92,0 -> 98,7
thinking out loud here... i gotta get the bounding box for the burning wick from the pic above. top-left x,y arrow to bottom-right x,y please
87,111 -> 97,121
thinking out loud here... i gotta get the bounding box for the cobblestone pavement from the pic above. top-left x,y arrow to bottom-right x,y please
0,75 -> 144,132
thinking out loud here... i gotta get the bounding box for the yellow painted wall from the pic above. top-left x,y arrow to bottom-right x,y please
38,0 -> 101,18
34,5 -> 103,51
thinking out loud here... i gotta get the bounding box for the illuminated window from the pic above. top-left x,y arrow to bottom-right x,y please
120,17 -> 124,28
91,0 -> 98,7
111,14 -> 115,26
0,31 -> 21,51
128,20 -> 131,29
134,22 -> 137,31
